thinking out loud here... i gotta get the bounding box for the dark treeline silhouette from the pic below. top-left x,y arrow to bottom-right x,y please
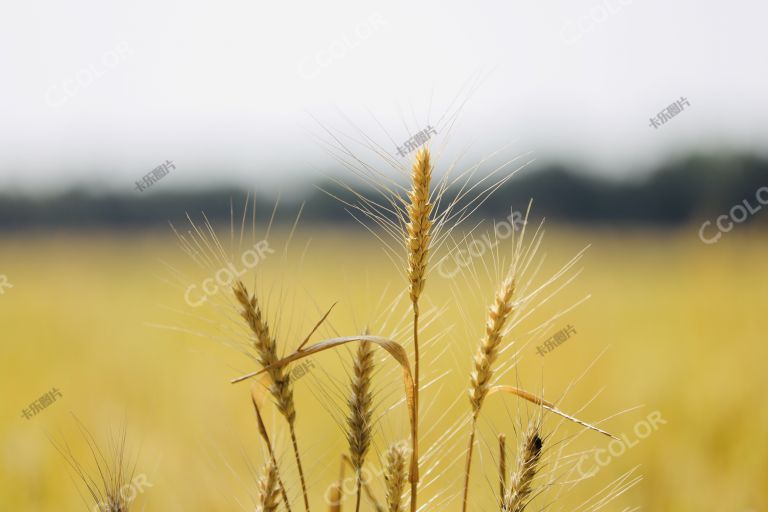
1,153 -> 766,230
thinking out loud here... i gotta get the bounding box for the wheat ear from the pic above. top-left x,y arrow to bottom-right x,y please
462,276 -> 516,511
405,147 -> 432,512
346,338 -> 375,512
257,462 -> 281,512
383,443 -> 407,512
233,281 -> 310,511
501,424 -> 543,512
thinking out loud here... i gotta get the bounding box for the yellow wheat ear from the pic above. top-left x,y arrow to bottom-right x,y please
405,146 -> 433,512
463,275 -> 517,511
384,443 -> 407,512
406,147 -> 434,306
470,276 -> 516,415
233,280 -> 310,512
501,424 -> 543,512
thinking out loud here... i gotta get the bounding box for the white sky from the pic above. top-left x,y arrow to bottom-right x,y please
1,0 -> 767,192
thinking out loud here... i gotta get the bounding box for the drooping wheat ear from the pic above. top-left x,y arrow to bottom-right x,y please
501,425 -> 543,512
346,338 -> 375,512
405,147 -> 432,512
233,281 -> 310,512
233,281 -> 296,424
257,462 -> 281,512
462,276 -> 516,511
383,444 -> 407,512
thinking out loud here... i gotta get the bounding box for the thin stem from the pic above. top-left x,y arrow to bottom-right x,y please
355,475 -> 362,512
343,455 -> 384,511
499,433 -> 507,509
289,423 -> 310,512
461,418 -> 478,512
410,303 -> 420,512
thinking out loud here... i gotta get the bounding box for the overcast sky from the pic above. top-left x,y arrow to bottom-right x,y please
1,0 -> 767,192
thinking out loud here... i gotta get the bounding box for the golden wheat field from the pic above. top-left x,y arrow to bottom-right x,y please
1,224 -> 766,511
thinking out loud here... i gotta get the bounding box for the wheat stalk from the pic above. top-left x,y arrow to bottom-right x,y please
383,443 -> 407,512
346,338 -> 375,512
498,433 -> 507,508
501,424 -> 543,512
462,276 -> 516,510
341,455 -> 384,512
405,147 -> 433,512
233,280 -> 310,511
257,462 -> 281,512
327,484 -> 342,512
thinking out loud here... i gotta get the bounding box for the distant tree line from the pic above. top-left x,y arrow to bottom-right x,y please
1,153 -> 766,230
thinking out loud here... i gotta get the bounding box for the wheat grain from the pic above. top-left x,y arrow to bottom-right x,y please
346,340 -> 375,470
346,337 -> 375,512
233,280 -> 296,423
383,444 -> 407,512
470,276 -> 516,414
406,147 -> 434,306
501,424 -> 543,512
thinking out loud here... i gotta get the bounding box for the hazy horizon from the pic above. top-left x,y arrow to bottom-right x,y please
2,0 -> 767,193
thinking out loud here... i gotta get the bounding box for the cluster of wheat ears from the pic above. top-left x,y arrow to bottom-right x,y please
66,146 -> 636,512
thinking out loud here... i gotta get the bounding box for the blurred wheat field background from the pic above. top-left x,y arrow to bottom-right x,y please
1,225 -> 766,511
